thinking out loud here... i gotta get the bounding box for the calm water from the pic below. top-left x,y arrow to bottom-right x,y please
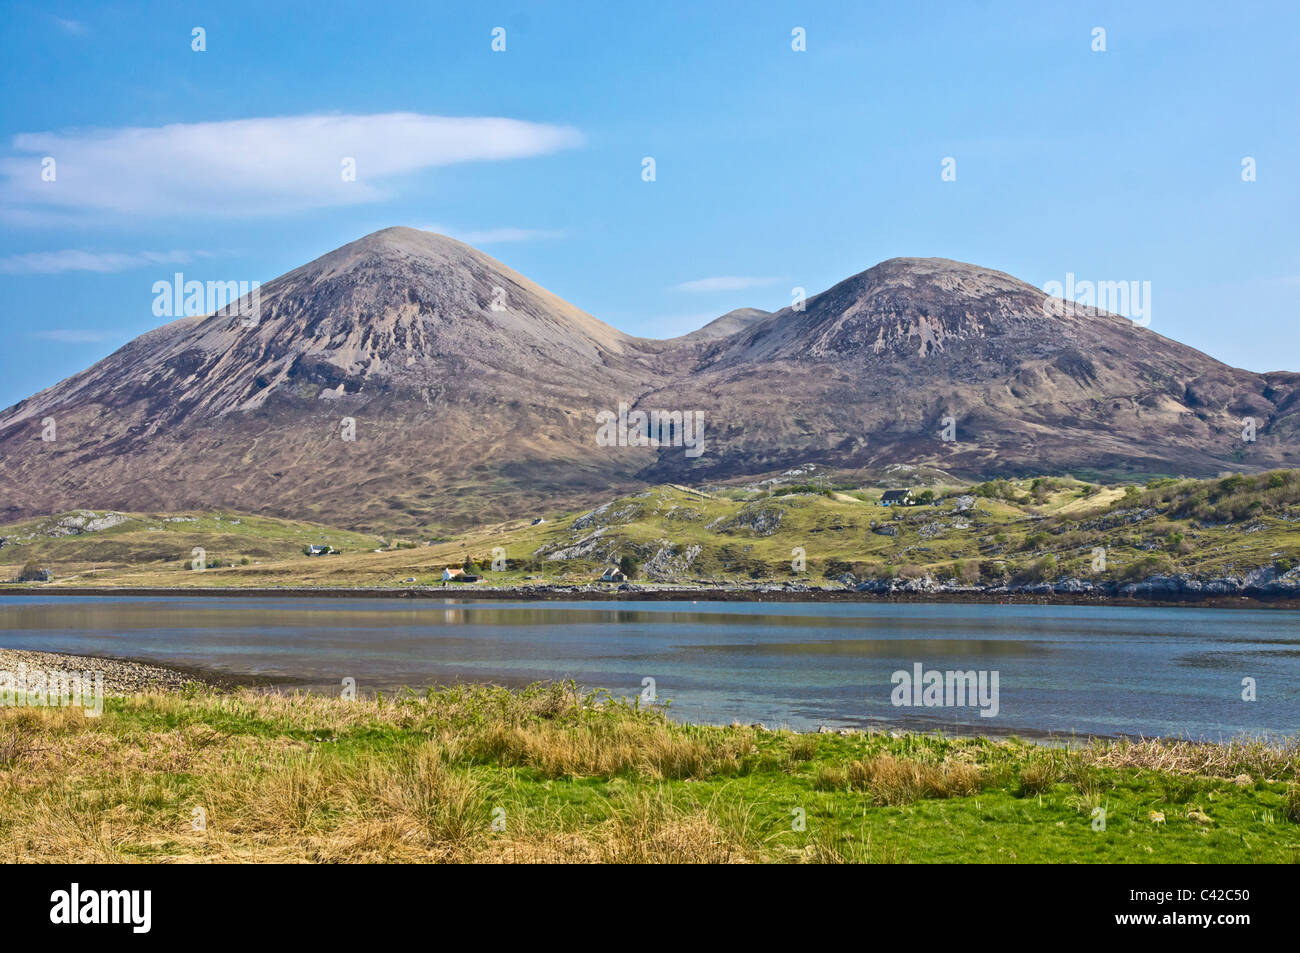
1,595 -> 1297,740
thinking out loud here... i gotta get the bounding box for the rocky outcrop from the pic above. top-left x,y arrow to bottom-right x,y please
3,510 -> 131,544
849,566 -> 1300,599
643,541 -> 703,580
706,502 -> 786,537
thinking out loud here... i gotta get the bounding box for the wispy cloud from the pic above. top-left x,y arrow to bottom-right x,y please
673,275 -> 782,293
1,113 -> 582,223
52,17 -> 87,35
31,328 -> 120,343
0,249 -> 206,274
418,224 -> 565,244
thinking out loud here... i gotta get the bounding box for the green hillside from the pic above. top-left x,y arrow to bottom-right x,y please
4,470 -> 1299,590
0,510 -> 381,582
464,471 -> 1300,587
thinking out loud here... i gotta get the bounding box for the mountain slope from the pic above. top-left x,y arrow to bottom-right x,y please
636,258 -> 1300,483
673,307 -> 771,344
0,228 -> 661,531
1,235 -> 1297,532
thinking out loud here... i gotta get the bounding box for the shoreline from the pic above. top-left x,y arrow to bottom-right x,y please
2,583 -> 1298,609
0,645 -> 1289,748
0,646 -> 223,695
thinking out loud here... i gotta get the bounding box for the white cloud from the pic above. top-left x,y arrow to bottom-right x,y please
673,275 -> 782,293
418,224 -> 565,244
1,113 -> 582,223
0,249 -> 205,274
52,17 -> 87,35
31,329 -> 121,343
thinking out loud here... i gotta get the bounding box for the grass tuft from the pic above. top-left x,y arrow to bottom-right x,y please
2,681 -> 1298,863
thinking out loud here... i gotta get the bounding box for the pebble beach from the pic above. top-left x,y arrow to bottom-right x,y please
0,647 -> 204,694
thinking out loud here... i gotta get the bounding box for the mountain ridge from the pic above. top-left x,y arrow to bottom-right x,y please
1,227 -> 1296,532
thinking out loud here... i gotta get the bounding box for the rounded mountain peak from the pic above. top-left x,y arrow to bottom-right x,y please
848,256 -> 1037,301
299,226 -> 492,281
704,256 -> 1078,366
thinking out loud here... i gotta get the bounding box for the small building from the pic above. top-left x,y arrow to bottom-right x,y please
305,544 -> 335,556
879,489 -> 914,507
442,567 -> 480,583
531,517 -> 546,526
599,567 -> 628,582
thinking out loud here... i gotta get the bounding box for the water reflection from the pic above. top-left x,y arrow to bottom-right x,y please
1,595 -> 1297,740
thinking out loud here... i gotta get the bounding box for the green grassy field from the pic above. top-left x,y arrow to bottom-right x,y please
5,469 -> 1298,590
0,510 -> 382,584
2,682 -> 1297,863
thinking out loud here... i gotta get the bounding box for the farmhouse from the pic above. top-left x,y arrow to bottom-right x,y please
599,567 -> 628,582
305,544 -> 335,556
879,489 -> 914,507
442,567 -> 481,583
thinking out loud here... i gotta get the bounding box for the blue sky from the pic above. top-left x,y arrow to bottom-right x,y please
1,1 -> 1296,408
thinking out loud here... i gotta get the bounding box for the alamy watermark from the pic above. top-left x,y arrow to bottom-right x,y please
595,402 -> 705,457
0,663 -> 104,717
152,272 -> 262,326
890,663 -> 999,718
50,883 -> 150,933
1042,272 -> 1151,327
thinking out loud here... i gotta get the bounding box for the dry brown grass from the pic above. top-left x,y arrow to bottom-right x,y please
0,723 -> 37,768
5,684 -> 1296,863
788,733 -> 819,763
815,753 -> 984,805
1284,785 -> 1300,824
469,719 -> 754,781
1077,736 -> 1300,782
1017,756 -> 1062,796
0,685 -> 768,863
800,827 -> 907,863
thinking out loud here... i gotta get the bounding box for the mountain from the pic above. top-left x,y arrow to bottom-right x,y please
638,258 -> 1300,483
0,228 -> 661,531
673,307 -> 771,343
1,231 -> 1297,532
